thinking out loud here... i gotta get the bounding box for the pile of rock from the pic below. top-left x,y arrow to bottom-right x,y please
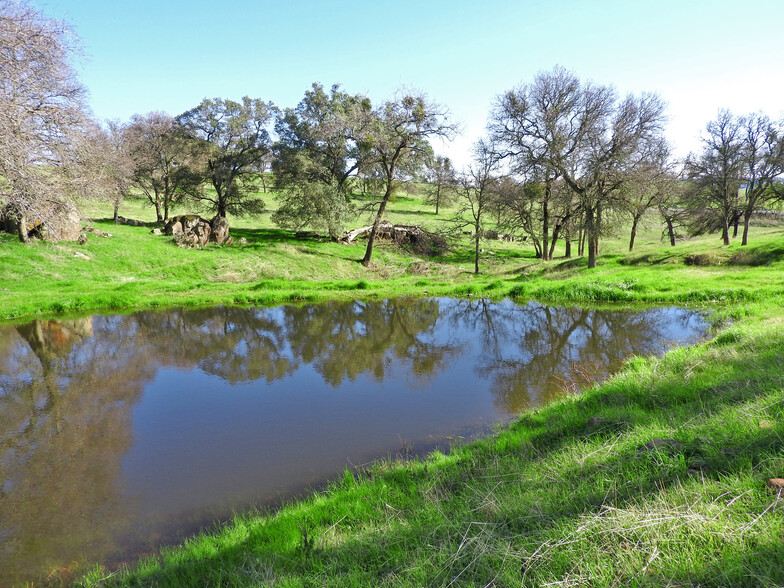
164,215 -> 233,248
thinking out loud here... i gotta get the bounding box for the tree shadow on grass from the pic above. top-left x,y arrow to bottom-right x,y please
729,244 -> 784,267
230,228 -> 318,246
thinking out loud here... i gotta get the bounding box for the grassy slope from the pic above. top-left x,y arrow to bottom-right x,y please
3,191 -> 784,586
2,191 -> 782,323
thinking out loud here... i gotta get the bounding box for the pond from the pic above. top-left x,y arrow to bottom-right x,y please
0,298 -> 708,585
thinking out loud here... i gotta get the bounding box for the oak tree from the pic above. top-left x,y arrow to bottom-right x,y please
272,83 -> 372,238
176,97 -> 274,218
490,67 -> 667,267
361,92 -> 456,266
738,113 -> 784,245
423,154 -> 457,215
455,139 -> 502,274
684,110 -> 745,245
125,112 -> 202,222
0,0 -> 92,241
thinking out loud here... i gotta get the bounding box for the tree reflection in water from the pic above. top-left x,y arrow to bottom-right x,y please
0,298 -> 706,585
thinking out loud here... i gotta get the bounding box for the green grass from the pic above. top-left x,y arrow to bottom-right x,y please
5,189 -> 784,586
3,191 -> 783,324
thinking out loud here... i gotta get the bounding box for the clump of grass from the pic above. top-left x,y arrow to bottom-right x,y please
684,252 -> 722,266
533,279 -> 640,302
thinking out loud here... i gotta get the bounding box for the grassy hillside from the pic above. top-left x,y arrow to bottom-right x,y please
2,190 -> 782,323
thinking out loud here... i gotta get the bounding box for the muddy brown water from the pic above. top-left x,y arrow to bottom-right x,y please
0,298 -> 708,585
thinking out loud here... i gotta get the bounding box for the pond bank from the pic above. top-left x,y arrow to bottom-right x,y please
0,299 -> 709,585
76,304 -> 784,587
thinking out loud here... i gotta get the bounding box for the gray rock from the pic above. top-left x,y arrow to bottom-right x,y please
164,214 -> 232,248
2,200 -> 81,242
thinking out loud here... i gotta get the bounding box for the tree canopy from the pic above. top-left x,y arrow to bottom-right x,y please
490,66 -> 668,267
361,92 -> 457,265
0,0 -> 92,241
272,83 -> 372,239
176,96 -> 275,218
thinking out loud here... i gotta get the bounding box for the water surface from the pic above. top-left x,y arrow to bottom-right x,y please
0,298 -> 707,584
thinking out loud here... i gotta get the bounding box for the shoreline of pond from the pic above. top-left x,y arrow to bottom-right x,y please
72,304 -> 784,587
1,299 -> 711,586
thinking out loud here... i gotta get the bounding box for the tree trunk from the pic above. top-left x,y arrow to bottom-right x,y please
548,222 -> 561,260
154,201 -> 163,222
541,194 -> 550,262
214,176 -> 228,218
113,197 -> 120,222
665,217 -> 676,246
629,215 -> 639,252
474,221 -> 480,274
588,234 -> 598,268
585,207 -> 597,268
362,183 -> 393,266
741,210 -> 751,246
435,194 -> 439,216
16,213 -> 29,243
721,218 -> 730,245
564,234 -> 572,258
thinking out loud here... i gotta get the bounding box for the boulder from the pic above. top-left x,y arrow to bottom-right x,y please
209,215 -> 233,245
164,214 -> 232,248
2,199 -> 81,242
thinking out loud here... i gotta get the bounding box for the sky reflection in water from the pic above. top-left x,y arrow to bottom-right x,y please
0,298 -> 708,584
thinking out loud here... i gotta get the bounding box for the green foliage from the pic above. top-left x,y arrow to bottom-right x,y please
176,96 -> 275,218
272,83 -> 371,238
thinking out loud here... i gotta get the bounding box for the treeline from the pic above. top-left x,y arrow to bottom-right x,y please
2,0 -> 783,269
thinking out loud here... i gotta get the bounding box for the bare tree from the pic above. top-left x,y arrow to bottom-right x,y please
619,148 -> 672,252
0,0 -> 92,242
490,66 -> 667,268
455,139 -> 502,274
77,120 -> 135,221
738,113 -> 784,245
423,154 -> 457,215
125,112 -> 203,222
496,176 -> 577,260
684,110 -> 745,245
176,97 -> 275,218
360,92 -> 457,266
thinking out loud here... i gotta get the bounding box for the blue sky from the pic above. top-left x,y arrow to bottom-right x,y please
34,0 -> 784,167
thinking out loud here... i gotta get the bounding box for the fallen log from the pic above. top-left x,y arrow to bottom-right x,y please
344,224 -> 375,243
342,220 -> 450,256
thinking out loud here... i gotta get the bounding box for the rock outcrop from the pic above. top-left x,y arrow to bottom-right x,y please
164,214 -> 233,248
1,200 -> 81,242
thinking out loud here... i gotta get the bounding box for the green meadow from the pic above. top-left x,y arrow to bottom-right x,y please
2,190 -> 781,323
3,190 -> 784,586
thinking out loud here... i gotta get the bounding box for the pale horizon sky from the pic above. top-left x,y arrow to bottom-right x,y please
33,0 -> 784,169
